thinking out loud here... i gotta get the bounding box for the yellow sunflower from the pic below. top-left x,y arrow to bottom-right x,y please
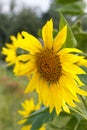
21,123 -> 46,130
2,33 -> 22,66
18,98 -> 46,130
3,19 -> 87,114
21,124 -> 46,130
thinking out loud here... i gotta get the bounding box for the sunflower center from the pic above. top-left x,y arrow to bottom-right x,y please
35,49 -> 62,83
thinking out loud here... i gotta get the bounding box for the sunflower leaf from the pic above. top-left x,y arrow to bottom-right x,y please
57,1 -> 86,15
77,119 -> 87,130
75,32 -> 87,52
66,116 -> 78,130
56,0 -> 81,4
77,66 -> 87,85
24,107 -> 55,130
59,13 -> 77,48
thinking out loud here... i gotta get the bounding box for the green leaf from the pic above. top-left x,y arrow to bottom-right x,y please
77,120 -> 87,130
57,1 -> 86,15
56,0 -> 81,4
47,112 -> 78,130
67,116 -> 78,130
53,29 -> 58,38
24,107 -> 55,130
75,32 -> 87,53
78,66 -> 87,85
59,13 -> 77,48
78,74 -> 87,85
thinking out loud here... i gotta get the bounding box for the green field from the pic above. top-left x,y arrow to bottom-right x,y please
0,63 -> 29,130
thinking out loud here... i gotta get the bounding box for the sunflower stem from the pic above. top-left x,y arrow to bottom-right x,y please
70,107 -> 87,120
80,95 -> 87,110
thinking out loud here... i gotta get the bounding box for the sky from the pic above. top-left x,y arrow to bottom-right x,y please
0,0 -> 52,13
0,0 -> 87,13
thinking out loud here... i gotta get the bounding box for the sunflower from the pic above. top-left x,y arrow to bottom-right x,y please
18,98 -> 46,130
2,19 -> 87,114
2,33 -> 23,67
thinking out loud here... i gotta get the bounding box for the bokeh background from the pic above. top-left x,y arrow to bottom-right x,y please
0,0 -> 87,130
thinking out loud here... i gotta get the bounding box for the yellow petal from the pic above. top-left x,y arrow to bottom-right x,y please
18,119 -> 27,124
58,48 -> 82,55
61,86 -> 76,107
62,101 -> 70,113
77,58 -> 87,67
20,31 -> 42,53
59,78 -> 76,107
18,110 -> 28,117
21,99 -> 35,112
75,86 -> 87,96
62,62 -> 86,74
17,32 -> 22,39
14,61 -> 35,76
21,125 -> 31,130
10,36 -> 17,42
66,72 -> 84,86
62,73 -> 87,96
37,79 -> 54,113
25,72 -> 39,93
50,84 -> 62,114
39,125 -> 46,130
53,25 -> 67,52
42,19 -> 53,49
17,54 -> 33,61
37,79 -> 49,106
60,53 -> 85,64
60,75 -> 80,102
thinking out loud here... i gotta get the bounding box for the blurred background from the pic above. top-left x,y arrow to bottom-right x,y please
0,0 -> 87,130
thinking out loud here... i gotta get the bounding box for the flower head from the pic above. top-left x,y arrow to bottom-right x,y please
2,19 -> 87,114
2,33 -> 22,66
18,98 -> 46,130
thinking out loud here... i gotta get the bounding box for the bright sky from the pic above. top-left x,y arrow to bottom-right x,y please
0,0 -> 52,13
0,0 -> 87,13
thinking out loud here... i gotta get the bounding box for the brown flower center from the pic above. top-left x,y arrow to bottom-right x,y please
35,49 -> 62,83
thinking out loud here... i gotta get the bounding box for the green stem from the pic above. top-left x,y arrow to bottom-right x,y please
80,95 -> 87,109
70,107 -> 87,120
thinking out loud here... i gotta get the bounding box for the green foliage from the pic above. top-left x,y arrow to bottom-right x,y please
57,1 -> 86,15
0,6 -> 41,60
25,107 -> 54,130
0,8 -> 41,48
23,106 -> 87,130
0,64 -> 28,130
56,0 -> 81,4
59,13 -> 77,48
75,32 -> 87,52
12,8 -> 41,36
77,120 -> 87,130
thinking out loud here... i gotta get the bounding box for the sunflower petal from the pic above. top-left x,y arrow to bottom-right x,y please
14,61 -> 35,76
17,31 -> 42,53
58,48 -> 82,55
42,19 -> 53,49
25,72 -> 39,93
53,25 -> 67,52
62,101 -> 70,113
60,53 -> 85,64
17,54 -> 33,61
62,62 -> 86,74
51,84 -> 62,114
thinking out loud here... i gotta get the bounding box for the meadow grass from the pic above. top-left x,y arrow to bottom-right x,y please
0,63 -> 29,130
